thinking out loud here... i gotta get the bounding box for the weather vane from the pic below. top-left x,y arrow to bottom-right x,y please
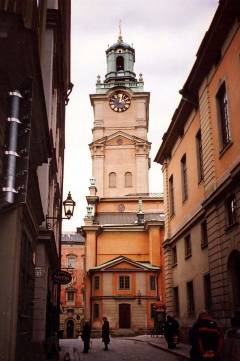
118,19 -> 123,43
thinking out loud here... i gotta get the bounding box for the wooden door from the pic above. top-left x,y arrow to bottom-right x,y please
119,303 -> 131,328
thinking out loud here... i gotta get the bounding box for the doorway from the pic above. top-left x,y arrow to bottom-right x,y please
66,319 -> 74,338
228,250 -> 240,312
119,303 -> 131,328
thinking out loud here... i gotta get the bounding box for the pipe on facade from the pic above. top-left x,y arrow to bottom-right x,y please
2,90 -> 22,203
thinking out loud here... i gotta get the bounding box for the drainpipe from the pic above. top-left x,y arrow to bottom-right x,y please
2,90 -> 22,203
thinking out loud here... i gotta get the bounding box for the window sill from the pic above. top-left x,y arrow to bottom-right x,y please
219,141 -> 233,158
172,263 -> 177,268
185,254 -> 192,260
225,222 -> 239,233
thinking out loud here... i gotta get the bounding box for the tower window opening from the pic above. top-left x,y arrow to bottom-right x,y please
116,56 -> 124,71
109,172 -> 116,188
125,172 -> 132,187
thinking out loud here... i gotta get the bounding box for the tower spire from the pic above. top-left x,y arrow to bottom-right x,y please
118,19 -> 123,43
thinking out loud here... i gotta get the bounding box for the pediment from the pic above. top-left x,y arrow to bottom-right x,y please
90,131 -> 150,148
89,255 -> 160,273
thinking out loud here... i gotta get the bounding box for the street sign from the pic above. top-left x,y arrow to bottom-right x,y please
53,270 -> 72,285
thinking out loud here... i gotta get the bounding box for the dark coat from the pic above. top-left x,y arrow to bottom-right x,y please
102,320 -> 110,344
81,322 -> 91,342
189,317 -> 223,361
164,317 -> 179,338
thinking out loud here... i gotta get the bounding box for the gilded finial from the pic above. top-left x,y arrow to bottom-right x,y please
118,19 -> 123,43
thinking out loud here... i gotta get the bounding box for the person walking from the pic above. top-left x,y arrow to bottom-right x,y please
164,315 -> 180,349
102,317 -> 110,351
81,320 -> 91,353
223,313 -> 240,361
189,311 -> 223,361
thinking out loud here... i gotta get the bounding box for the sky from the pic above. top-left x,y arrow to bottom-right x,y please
62,0 -> 219,232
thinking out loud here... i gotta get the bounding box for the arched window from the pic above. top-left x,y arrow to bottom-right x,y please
67,255 -> 76,268
109,172 -> 116,188
125,172 -> 132,187
116,56 -> 124,71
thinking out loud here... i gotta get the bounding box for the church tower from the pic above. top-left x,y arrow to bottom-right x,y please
82,32 -> 165,334
90,32 -> 150,197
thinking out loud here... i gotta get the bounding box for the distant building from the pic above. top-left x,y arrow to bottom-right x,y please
60,232 -> 85,338
155,0 -> 240,336
81,32 -> 165,334
0,2 -> 71,360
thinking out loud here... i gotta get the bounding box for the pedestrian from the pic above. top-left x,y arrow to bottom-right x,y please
102,317 -> 110,350
164,315 -> 179,349
81,320 -> 91,353
223,313 -> 240,361
189,311 -> 223,361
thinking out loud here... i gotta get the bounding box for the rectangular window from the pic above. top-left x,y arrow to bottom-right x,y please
196,130 -> 204,182
67,255 -> 76,268
184,234 -> 192,258
150,303 -> 155,319
187,281 -> 195,316
150,275 -> 156,290
93,303 -> 99,319
119,275 -> 130,289
172,246 -> 177,266
226,195 -> 237,227
201,221 -> 208,248
181,154 -> 188,201
216,82 -> 231,150
204,273 -> 212,312
169,175 -> 175,216
94,276 -> 100,290
173,287 -> 180,316
67,291 -> 74,302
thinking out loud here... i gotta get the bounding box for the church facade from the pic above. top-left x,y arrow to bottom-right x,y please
81,33 -> 165,333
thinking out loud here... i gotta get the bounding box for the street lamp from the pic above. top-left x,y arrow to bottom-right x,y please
46,191 -> 76,228
63,192 -> 76,219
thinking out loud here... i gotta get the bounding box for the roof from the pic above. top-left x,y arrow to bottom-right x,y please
155,0 -> 240,164
95,212 -> 164,225
61,232 -> 85,244
89,255 -> 160,272
106,40 -> 134,54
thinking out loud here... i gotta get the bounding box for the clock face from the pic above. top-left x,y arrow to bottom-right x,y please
109,92 -> 131,112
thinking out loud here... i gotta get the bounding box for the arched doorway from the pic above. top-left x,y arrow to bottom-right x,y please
228,250 -> 240,312
119,303 -> 131,328
116,56 -> 124,71
66,319 -> 74,338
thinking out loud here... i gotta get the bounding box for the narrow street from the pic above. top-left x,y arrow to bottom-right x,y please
59,338 -> 181,361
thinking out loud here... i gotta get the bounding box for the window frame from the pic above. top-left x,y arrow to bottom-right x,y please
172,245 -> 177,267
184,234 -> 192,259
67,290 -> 75,302
203,273 -> 212,312
201,221 -> 208,248
94,275 -> 100,290
119,275 -> 130,290
67,255 -> 76,268
196,130 -> 204,183
181,154 -> 188,202
125,172 -> 132,188
109,172 -> 117,188
150,275 -> 156,290
169,175 -> 175,217
226,194 -> 237,228
216,82 -> 231,152
173,286 -> 180,316
186,280 -> 195,316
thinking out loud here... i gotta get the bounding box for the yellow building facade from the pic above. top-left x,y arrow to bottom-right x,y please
81,34 -> 165,334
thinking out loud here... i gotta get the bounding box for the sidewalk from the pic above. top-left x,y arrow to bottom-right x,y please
127,334 -> 191,360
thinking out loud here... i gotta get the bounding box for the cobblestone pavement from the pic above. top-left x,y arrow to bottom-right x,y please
59,337 -> 182,361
